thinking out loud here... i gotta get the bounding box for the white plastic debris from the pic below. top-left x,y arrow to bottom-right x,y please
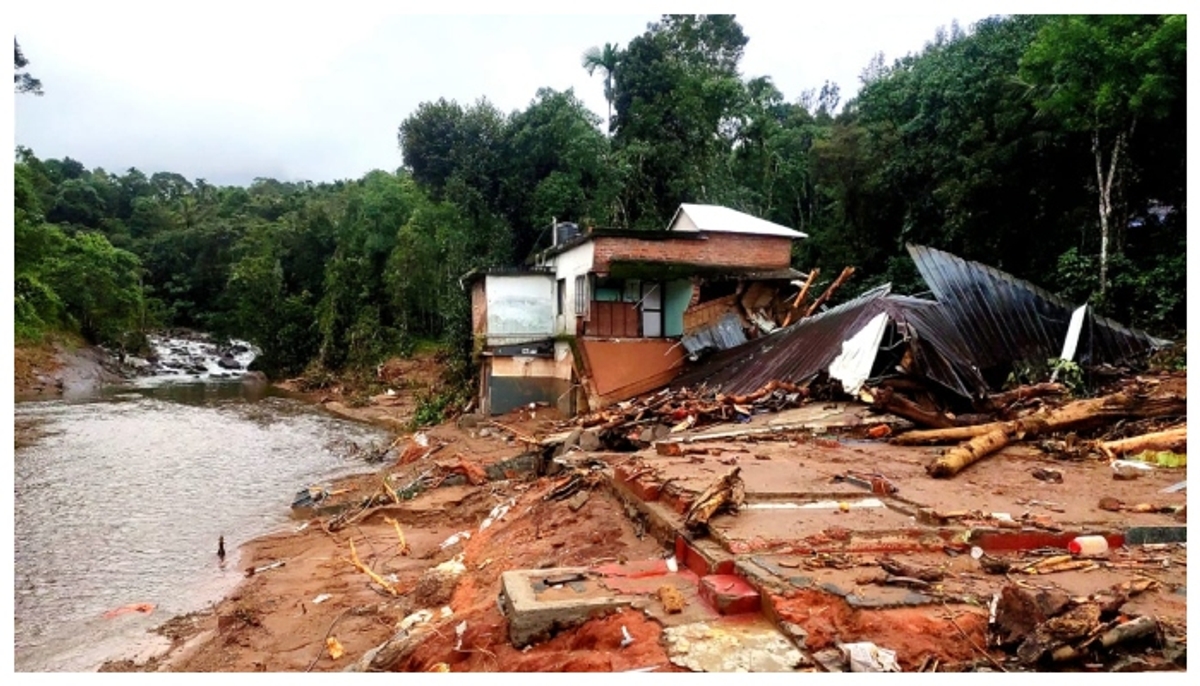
414,432 -> 430,448
397,609 -> 434,632
839,642 -> 900,673
620,625 -> 634,648
312,593 -> 332,605
454,620 -> 468,651
480,499 -> 515,531
434,554 -> 467,577
1112,460 -> 1154,478
439,531 -> 472,550
970,546 -> 984,560
666,556 -> 679,573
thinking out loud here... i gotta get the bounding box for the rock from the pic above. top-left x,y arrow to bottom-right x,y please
241,371 -> 268,383
566,491 -> 590,512
217,356 -> 242,370
657,585 -> 686,614
578,429 -> 602,452
563,429 -> 583,449
457,413 -> 483,429
993,584 -> 1072,648
813,648 -> 847,672
478,428 -> 492,438
779,621 -> 809,648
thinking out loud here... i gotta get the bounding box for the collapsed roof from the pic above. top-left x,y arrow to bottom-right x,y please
672,245 -> 1170,400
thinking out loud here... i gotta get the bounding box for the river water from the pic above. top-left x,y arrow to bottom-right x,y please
13,339 -> 390,672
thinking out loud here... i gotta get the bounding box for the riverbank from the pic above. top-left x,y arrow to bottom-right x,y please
14,335 -> 128,399
97,398 -> 645,672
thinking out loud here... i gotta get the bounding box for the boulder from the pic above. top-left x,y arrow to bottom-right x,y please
217,356 -> 242,370
578,428 -> 602,452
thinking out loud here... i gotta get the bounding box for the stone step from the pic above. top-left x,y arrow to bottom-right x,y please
699,574 -> 762,615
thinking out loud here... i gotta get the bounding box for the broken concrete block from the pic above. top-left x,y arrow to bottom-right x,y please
578,429 -> 602,452
699,574 -> 761,615
500,568 -> 634,648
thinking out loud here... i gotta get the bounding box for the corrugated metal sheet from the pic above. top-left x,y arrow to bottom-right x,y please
681,312 -> 748,355
907,244 -> 1170,371
671,285 -> 897,395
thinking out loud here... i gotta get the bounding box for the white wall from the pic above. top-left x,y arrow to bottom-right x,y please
485,274 -> 555,344
549,242 -> 595,335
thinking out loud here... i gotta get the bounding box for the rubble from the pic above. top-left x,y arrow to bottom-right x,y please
140,245 -> 1186,674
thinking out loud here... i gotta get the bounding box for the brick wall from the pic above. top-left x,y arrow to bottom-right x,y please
471,281 -> 487,335
592,232 -> 793,273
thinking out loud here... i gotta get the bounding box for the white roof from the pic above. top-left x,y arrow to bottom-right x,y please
668,203 -> 807,239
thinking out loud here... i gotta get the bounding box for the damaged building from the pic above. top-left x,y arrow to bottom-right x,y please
462,204 -> 810,416
465,205 -> 1169,420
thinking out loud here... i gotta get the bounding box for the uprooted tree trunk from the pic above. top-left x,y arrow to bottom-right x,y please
920,391 -> 1186,478
979,383 -> 1067,413
899,391 -> 1186,446
1099,424 -> 1187,457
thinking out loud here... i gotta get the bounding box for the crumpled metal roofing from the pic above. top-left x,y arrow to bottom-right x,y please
671,285 -> 991,398
680,312 -> 748,356
669,245 -> 1170,400
907,244 -> 1170,372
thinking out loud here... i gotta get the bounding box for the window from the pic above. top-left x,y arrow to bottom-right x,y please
574,275 -> 587,316
556,278 -> 566,316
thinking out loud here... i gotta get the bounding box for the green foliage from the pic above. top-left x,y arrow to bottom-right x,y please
15,38 -> 43,95
13,13 -> 1186,398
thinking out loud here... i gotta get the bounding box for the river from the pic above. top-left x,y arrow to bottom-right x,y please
13,338 -> 390,672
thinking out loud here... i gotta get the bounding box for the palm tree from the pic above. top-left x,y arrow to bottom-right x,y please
581,42 -> 619,135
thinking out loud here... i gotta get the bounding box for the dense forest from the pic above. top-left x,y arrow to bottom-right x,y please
13,15 -> 1187,396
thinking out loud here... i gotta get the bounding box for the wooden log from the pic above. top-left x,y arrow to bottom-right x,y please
780,269 -> 819,328
896,391 -> 1186,446
1050,615 -> 1159,663
861,386 -> 960,429
927,428 -> 1011,478
1100,424 -> 1187,456
684,467 -> 744,530
803,266 -> 856,318
980,383 -> 1067,412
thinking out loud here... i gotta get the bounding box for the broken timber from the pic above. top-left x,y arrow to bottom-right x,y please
1099,424 -> 1187,457
922,391 -> 1186,478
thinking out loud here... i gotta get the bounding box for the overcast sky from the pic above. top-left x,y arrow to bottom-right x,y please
12,3 -> 1009,186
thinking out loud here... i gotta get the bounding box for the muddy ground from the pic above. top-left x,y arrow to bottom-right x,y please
38,347 -> 1182,673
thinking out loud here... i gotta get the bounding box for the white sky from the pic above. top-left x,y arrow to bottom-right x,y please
10,2 -> 1014,185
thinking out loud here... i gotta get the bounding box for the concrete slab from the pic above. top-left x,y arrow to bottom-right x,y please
499,568 -> 637,648
663,618 -> 808,672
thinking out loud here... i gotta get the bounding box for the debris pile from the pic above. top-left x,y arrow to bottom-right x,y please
992,578 -> 1183,670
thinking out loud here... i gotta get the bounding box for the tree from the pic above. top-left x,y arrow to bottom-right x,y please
611,14 -> 750,226
581,42 -> 620,134
1019,15 -> 1186,295
15,38 -> 42,95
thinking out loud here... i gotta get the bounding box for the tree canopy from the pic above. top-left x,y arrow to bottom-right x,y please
14,14 -> 1186,384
